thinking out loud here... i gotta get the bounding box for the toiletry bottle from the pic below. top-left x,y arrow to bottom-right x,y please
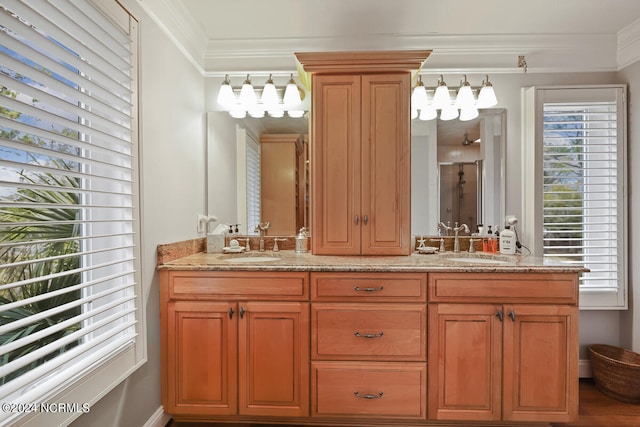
295,227 -> 308,253
500,225 -> 516,254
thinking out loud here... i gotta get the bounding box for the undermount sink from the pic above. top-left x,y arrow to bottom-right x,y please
223,255 -> 281,263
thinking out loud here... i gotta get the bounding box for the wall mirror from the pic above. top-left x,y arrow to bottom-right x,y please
207,108 -> 505,237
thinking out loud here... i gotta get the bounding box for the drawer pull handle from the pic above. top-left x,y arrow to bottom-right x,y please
354,391 -> 383,399
354,286 -> 384,292
354,331 -> 384,339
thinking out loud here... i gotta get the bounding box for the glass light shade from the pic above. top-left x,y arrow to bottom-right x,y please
229,108 -> 246,119
455,84 -> 475,108
439,104 -> 459,121
432,83 -> 451,109
268,109 -> 284,118
459,105 -> 479,121
216,75 -> 235,107
419,106 -> 437,121
248,109 -> 265,118
283,74 -> 302,106
411,79 -> 429,110
287,109 -> 304,118
477,85 -> 498,108
239,75 -> 257,107
260,75 -> 279,108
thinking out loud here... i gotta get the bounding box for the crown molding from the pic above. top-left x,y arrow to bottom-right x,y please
202,33 -> 620,74
132,2 -> 639,75
618,18 -> 640,69
135,0 -> 207,75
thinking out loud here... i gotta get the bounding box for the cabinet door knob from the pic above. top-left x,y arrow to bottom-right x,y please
228,307 -> 234,319
508,310 -> 516,322
240,307 -> 246,319
354,331 -> 384,339
363,215 -> 369,225
354,391 -> 383,399
355,215 -> 359,225
496,310 -> 504,322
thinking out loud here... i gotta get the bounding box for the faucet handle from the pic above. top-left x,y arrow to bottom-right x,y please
431,238 -> 446,252
468,238 -> 476,253
273,237 -> 286,252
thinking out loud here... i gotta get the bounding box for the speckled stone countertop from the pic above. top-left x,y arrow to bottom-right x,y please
157,250 -> 587,274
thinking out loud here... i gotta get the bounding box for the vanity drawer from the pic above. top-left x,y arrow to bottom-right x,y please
429,272 -> 578,304
311,272 -> 427,302
312,303 -> 426,360
167,271 -> 309,301
312,361 -> 427,418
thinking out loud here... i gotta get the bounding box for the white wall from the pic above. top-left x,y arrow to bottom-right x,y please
618,60 -> 640,352
69,2 -> 207,426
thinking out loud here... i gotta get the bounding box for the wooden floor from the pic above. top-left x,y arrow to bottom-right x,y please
168,379 -> 640,427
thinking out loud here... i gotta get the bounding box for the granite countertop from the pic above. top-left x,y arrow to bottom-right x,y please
157,249 -> 588,274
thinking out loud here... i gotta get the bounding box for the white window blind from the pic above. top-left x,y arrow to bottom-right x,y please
525,86 -> 627,309
246,133 -> 261,235
0,1 -> 142,425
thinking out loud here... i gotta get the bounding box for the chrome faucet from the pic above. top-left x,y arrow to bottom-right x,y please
254,221 -> 271,252
452,222 -> 470,253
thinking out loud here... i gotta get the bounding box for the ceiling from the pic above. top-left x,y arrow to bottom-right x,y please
146,0 -> 640,141
149,0 -> 640,74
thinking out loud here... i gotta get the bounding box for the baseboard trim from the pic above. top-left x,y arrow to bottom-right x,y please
143,406 -> 171,427
579,358 -> 593,378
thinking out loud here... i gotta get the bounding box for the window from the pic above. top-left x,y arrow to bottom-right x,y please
235,127 -> 261,235
523,86 -> 627,309
0,1 -> 142,425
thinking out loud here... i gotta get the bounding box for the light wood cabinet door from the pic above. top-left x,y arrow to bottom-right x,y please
429,303 -> 579,423
238,302 -> 310,417
502,304 -> 579,422
360,73 -> 411,255
311,73 -> 410,255
166,301 -> 237,416
311,74 -> 361,255
428,303 -> 502,421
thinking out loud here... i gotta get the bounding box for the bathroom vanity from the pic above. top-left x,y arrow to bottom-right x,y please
165,50 -> 584,426
158,248 -> 584,426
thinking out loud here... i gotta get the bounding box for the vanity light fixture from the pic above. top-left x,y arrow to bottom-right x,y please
440,104 -> 459,121
216,74 -> 235,107
260,74 -> 279,108
459,105 -> 479,121
216,73 -> 305,118
411,74 -> 499,121
432,75 -> 451,109
411,76 -> 429,110
477,75 -> 498,108
454,75 -> 475,109
283,73 -> 303,106
239,74 -> 257,107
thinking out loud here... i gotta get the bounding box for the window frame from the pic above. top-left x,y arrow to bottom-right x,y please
522,85 -> 628,309
0,1 -> 144,425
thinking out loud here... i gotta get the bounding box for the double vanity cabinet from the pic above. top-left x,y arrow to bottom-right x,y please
159,252 -> 582,426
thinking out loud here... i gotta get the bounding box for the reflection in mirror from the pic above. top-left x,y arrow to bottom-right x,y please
439,161 -> 481,232
207,109 -> 504,238
411,109 -> 505,235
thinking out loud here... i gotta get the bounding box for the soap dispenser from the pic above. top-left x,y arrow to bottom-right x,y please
500,225 -> 516,255
295,227 -> 309,253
